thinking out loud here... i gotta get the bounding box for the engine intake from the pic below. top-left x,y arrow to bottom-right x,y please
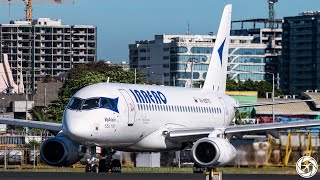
40,134 -> 84,166
191,137 -> 236,167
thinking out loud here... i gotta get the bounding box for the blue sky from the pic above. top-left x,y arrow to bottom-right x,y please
0,0 -> 320,62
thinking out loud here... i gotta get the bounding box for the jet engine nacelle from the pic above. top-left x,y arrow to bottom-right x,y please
40,134 -> 84,166
191,137 -> 236,167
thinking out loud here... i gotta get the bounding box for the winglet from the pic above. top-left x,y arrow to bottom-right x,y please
203,4 -> 232,92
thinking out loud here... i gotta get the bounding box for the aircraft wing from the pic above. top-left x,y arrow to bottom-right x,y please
168,119 -> 320,142
0,118 -> 62,131
236,99 -> 314,108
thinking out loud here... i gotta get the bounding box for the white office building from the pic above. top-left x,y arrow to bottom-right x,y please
129,34 -> 266,87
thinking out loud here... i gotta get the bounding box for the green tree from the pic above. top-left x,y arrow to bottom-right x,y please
193,80 -> 204,88
46,62 -> 144,123
226,78 -> 239,91
226,79 -> 282,98
30,106 -> 46,121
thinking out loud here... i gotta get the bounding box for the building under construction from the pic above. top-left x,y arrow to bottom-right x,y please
0,18 -> 97,92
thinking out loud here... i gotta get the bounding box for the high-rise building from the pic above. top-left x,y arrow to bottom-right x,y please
129,34 -> 267,87
231,19 -> 282,86
281,12 -> 320,94
0,18 -> 97,92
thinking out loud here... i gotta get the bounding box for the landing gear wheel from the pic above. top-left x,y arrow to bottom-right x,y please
85,164 -> 91,172
99,159 -> 108,172
111,159 -> 121,173
92,164 -> 99,173
85,146 -> 99,173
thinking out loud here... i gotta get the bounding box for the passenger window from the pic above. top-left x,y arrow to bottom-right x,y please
82,98 -> 100,110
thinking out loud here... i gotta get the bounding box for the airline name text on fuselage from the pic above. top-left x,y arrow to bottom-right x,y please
129,89 -> 167,104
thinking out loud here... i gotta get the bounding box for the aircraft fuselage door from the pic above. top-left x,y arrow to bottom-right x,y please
119,89 -> 136,126
219,97 -> 229,125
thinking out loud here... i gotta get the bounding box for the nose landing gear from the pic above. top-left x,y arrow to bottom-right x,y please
85,146 -> 99,173
85,146 -> 121,173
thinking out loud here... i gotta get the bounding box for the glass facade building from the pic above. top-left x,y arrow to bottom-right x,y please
281,12 -> 320,94
129,35 -> 267,87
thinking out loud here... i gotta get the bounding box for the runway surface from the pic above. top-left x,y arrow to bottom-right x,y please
0,173 -> 318,180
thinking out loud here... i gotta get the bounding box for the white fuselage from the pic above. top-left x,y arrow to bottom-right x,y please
62,83 -> 237,152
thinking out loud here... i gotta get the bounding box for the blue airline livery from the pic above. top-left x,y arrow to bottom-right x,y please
129,89 -> 167,104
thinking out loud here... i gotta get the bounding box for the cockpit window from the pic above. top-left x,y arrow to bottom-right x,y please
68,97 -> 119,113
100,98 -> 110,109
68,97 -> 82,110
81,98 -> 100,110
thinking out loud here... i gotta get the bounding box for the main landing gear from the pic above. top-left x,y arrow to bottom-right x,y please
85,146 -> 121,173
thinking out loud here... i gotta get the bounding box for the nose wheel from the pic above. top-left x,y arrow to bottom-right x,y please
85,146 -> 121,173
85,146 -> 99,173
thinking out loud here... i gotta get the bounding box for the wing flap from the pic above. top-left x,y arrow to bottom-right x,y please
0,118 -> 62,131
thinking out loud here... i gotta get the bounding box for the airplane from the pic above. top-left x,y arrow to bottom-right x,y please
1,4 -> 320,173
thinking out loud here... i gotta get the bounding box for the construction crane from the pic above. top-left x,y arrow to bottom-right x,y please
268,0 -> 278,29
25,0 -> 32,21
5,0 -> 70,21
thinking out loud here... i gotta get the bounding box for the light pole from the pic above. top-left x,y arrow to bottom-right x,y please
134,68 -> 137,84
2,97 -> 4,118
188,58 -> 198,88
265,72 -> 275,123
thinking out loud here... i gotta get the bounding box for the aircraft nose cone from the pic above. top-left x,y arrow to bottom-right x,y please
62,109 -> 89,142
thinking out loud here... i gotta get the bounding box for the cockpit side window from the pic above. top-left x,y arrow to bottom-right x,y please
68,97 -> 82,110
100,98 -> 110,109
81,98 -> 100,110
